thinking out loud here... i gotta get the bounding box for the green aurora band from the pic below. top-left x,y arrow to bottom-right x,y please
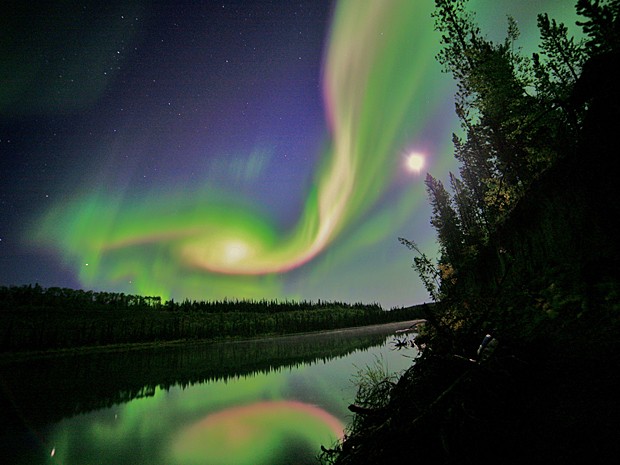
168,400 -> 343,465
43,356 -> 364,464
30,0 -> 447,300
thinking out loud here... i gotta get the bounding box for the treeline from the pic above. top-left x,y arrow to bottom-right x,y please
0,284 -> 163,310
0,284 -> 424,353
0,283 -> 382,313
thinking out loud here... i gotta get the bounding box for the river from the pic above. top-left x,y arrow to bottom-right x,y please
0,321 -> 418,464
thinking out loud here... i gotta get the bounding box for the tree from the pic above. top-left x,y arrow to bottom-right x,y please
533,13 -> 585,103
398,237 -> 441,302
425,173 -> 464,267
432,0 -> 588,231
433,1 -> 540,227
576,0 -> 620,55
449,172 -> 485,252
401,0 -> 587,302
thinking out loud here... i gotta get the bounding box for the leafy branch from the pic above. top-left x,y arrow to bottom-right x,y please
398,238 -> 441,302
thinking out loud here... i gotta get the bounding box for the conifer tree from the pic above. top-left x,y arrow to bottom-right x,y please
576,0 -> 620,55
433,0 -> 540,228
425,173 -> 463,267
402,0 -> 588,301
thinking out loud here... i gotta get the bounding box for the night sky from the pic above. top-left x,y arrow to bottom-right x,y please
0,1 -> 579,308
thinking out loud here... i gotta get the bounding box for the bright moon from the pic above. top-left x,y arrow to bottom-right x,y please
406,153 -> 425,173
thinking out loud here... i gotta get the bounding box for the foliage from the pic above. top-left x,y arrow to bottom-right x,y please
424,173 -> 464,266
402,0 -> 592,300
318,356 -> 401,465
397,238 -> 441,302
533,13 -> 585,104
347,356 -> 399,435
329,1 -> 620,463
576,0 -> 620,55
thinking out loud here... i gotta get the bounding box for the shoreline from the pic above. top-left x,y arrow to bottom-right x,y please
0,319 -> 419,365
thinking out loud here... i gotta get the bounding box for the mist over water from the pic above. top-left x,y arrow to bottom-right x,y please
1,324 -> 417,464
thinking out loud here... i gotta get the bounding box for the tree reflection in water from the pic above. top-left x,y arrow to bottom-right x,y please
1,322 -> 417,464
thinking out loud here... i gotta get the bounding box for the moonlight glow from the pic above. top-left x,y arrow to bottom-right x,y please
406,153 -> 425,173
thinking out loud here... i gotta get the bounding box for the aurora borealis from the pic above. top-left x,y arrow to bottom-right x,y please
0,1 -> 581,306
169,400 -> 344,465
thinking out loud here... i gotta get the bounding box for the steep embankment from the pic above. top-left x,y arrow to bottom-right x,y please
322,53 -> 620,465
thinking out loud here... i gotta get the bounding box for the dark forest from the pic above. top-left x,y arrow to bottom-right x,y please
0,284 -> 423,353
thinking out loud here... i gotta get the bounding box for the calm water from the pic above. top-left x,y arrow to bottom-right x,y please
0,322 -> 417,465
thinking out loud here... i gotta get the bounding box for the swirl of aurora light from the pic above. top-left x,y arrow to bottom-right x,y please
30,0 -> 443,301
168,400 -> 344,465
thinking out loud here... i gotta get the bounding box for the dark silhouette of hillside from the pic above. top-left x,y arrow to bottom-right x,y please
321,1 -> 620,464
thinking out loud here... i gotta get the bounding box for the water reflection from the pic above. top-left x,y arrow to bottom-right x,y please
169,400 -> 344,465
0,322 -> 416,465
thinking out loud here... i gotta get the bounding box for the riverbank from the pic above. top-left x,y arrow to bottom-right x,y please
1,319 -> 413,434
320,8 -> 620,459
321,298 -> 620,465
0,318 -> 421,364
1,285 -> 427,356
1,317 -> 412,465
